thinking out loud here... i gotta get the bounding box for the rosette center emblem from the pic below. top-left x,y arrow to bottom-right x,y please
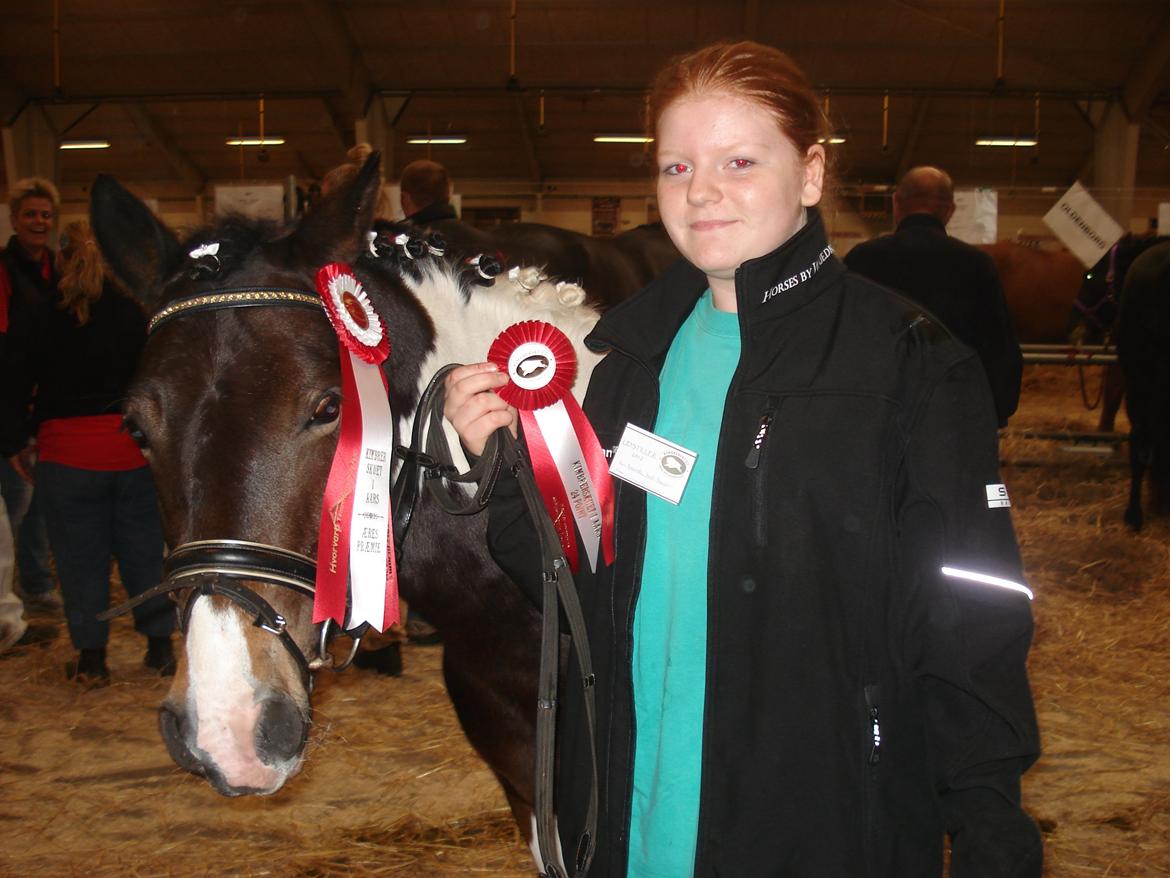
488,320 -> 576,411
342,291 -> 370,330
509,342 -> 556,390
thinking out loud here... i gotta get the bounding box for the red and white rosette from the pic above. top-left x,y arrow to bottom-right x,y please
313,263 -> 398,632
488,320 -> 614,573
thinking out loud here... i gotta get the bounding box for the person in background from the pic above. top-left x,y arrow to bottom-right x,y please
319,143 -> 395,218
444,41 -> 1041,877
844,166 -> 1023,426
1,220 -> 174,685
0,178 -> 62,612
398,159 -> 457,225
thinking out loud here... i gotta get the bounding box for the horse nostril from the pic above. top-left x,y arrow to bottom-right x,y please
158,703 -> 206,776
255,696 -> 309,764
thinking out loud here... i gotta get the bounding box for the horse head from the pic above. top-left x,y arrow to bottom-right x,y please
1071,243 -> 1120,345
91,154 -> 435,795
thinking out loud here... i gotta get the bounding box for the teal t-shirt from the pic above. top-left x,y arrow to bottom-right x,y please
627,290 -> 741,878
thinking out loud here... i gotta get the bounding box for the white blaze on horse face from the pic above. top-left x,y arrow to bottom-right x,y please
186,598 -> 298,793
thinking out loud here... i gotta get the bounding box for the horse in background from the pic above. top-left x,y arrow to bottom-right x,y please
1117,239 -> 1170,530
978,242 -> 1085,344
1071,235 -> 1165,432
414,216 -> 678,310
90,154 -> 602,868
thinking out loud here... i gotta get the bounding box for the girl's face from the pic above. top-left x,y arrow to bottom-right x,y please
13,196 -> 56,256
655,93 -> 824,302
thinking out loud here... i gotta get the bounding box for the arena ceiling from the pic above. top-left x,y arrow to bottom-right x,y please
3,0 -> 1170,203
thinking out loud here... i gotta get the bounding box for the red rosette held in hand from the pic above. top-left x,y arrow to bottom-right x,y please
488,320 -> 614,573
317,263 -> 390,365
487,320 -> 576,411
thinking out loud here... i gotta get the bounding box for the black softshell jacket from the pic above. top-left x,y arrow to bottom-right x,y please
487,208 -> 1042,877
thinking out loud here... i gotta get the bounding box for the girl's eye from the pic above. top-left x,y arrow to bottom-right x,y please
730,158 -> 753,170
663,162 -> 689,176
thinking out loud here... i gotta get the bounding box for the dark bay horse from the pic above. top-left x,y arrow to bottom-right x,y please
1117,239 -> 1170,530
90,155 -> 602,867
1071,235 -> 1165,431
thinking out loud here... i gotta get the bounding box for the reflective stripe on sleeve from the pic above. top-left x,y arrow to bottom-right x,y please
940,566 -> 1034,601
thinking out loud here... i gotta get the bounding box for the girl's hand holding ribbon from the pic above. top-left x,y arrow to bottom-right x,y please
443,362 -> 518,458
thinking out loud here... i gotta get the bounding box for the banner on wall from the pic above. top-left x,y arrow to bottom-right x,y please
1043,181 -> 1125,267
949,188 -> 998,245
591,197 -> 620,238
214,184 -> 286,221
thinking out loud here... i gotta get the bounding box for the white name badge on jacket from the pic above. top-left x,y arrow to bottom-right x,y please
609,423 -> 697,505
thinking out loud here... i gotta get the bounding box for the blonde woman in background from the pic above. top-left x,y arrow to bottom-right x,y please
0,221 -> 174,685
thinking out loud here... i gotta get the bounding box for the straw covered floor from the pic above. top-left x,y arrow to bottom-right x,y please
2,364 -> 1169,876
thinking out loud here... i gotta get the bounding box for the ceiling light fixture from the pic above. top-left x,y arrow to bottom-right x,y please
59,139 -> 111,150
817,136 -> 847,145
593,135 -> 654,144
225,137 -> 286,147
407,136 -> 467,145
975,138 -> 1038,147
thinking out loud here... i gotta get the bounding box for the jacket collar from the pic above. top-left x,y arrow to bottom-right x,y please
896,212 -> 948,234
587,206 -> 843,362
406,201 -> 459,225
4,235 -> 56,285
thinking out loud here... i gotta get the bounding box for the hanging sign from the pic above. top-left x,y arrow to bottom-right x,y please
950,188 -> 998,245
488,321 -> 614,573
1043,182 -> 1125,268
313,263 -> 398,632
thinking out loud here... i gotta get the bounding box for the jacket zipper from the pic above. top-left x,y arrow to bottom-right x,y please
863,683 -> 881,872
744,406 -> 774,469
746,397 -> 779,546
610,347 -> 659,878
865,687 -> 882,765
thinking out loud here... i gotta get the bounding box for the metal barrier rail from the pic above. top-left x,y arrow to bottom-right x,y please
1019,344 -> 1117,365
1006,430 -> 1127,444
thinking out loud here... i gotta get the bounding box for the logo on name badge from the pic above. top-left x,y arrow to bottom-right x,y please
986,484 -> 1011,508
660,453 -> 688,477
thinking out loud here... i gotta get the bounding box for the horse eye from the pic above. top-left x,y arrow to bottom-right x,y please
309,392 -> 342,426
123,417 -> 149,449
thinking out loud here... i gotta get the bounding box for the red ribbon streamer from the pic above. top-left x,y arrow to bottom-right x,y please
314,347 -> 362,626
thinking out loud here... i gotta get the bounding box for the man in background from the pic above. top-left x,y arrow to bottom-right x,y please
399,160 -> 458,225
845,166 -> 1022,426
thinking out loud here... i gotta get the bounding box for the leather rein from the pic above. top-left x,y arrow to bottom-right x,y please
102,279 -> 598,877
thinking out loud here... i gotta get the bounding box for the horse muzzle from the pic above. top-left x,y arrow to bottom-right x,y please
158,692 -> 310,796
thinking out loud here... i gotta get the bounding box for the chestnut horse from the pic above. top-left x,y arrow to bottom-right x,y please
90,155 -> 602,867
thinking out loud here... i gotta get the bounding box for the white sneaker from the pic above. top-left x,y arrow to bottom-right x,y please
0,618 -> 29,651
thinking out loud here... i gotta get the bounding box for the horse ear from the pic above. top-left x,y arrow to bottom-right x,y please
293,151 -> 382,266
90,175 -> 182,306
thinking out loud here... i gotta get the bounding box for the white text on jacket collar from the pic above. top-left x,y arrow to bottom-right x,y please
760,245 -> 834,305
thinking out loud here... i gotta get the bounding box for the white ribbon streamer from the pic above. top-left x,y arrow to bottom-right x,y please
347,350 -> 395,629
532,401 -> 604,572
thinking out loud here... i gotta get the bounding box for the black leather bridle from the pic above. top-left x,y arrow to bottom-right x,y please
99,286 -> 364,690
